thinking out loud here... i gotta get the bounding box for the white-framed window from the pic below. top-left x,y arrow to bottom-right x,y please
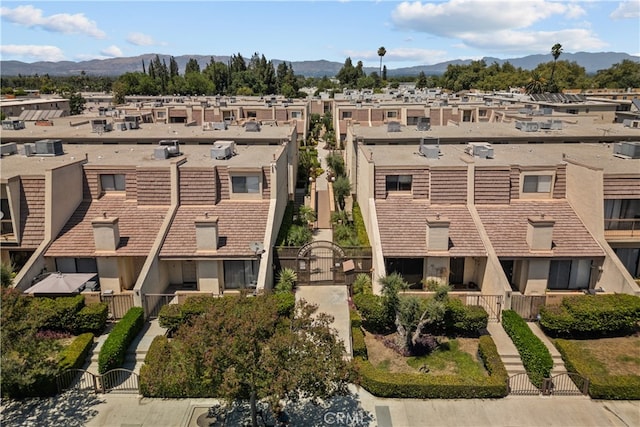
231,175 -> 260,194
521,174 -> 553,198
290,111 -> 302,119
386,111 -> 398,119
385,175 -> 412,192
100,174 -> 126,192
341,111 -> 352,119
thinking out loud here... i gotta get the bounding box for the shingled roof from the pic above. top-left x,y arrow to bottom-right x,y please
375,195 -> 487,257
46,199 -> 168,257
18,176 -> 46,249
476,200 -> 604,258
159,201 -> 270,258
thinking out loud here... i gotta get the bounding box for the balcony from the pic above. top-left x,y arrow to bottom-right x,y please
604,218 -> 640,240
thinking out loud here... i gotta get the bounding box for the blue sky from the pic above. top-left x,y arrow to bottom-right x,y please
1,1 -> 639,69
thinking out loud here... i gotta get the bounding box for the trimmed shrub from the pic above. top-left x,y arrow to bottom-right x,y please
158,304 -> 183,332
444,299 -> 489,336
72,303 -> 108,335
352,335 -> 507,399
352,202 -> 370,246
274,291 -> 296,317
555,339 -> 640,400
352,293 -> 394,334
501,310 -> 553,387
58,333 -> 94,370
350,309 -> 362,329
98,306 -> 144,374
540,294 -> 640,338
352,327 -> 367,359
31,295 -> 85,332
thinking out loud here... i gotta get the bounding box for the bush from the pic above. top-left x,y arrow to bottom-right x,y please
444,299 -> 489,336
98,307 -> 144,374
353,335 -> 507,399
72,303 -> 108,335
501,310 -> 553,387
58,333 -> 94,370
540,294 -> 640,338
353,293 -> 394,334
351,273 -> 372,296
158,304 -> 183,332
352,327 -> 367,359
274,291 -> 296,317
352,202 -> 370,246
555,339 -> 640,400
31,295 -> 85,332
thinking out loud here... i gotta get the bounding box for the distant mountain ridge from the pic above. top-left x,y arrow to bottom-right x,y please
1,52 -> 637,78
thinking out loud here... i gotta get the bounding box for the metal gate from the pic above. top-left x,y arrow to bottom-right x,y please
101,293 -> 134,320
57,368 -> 139,394
507,372 -> 541,396
463,294 -> 503,322
297,241 -> 346,285
144,294 -> 175,318
544,373 -> 589,396
511,295 -> 546,320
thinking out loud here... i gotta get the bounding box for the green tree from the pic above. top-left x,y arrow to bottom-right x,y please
184,58 -> 201,75
594,59 -> 640,89
415,71 -> 428,89
525,71 -> 546,94
1,263 -> 14,287
377,46 -> 386,76
548,43 -> 563,92
332,176 -> 351,211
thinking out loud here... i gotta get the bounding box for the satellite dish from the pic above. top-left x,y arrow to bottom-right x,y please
249,241 -> 264,254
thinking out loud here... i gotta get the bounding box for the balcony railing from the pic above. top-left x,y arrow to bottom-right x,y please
604,218 -> 640,238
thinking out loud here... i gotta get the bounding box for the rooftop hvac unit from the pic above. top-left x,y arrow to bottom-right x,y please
118,122 -> 128,131
543,108 -> 553,115
539,121 -> 551,130
1,142 -> 18,156
549,120 -> 563,130
210,140 -> 236,160
212,122 -> 227,130
34,139 -> 64,156
519,122 -> 539,132
158,139 -> 181,157
387,121 -> 401,132
154,146 -> 169,160
23,143 -> 36,157
419,137 -> 440,159
245,121 -> 261,132
416,117 -> 431,131
465,142 -> 494,159
613,141 -> 640,159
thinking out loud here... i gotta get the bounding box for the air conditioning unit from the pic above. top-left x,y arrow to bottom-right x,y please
419,137 -> 440,159
245,121 -> 261,132
387,121 -> 401,132
34,139 -> 64,156
158,140 -> 181,157
0,142 -> 18,156
465,142 -> 494,159
154,146 -> 169,160
210,140 -> 236,160
613,141 -> 640,159
23,143 -> 36,157
416,117 -> 431,131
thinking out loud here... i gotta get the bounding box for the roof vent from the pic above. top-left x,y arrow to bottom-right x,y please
387,121 -> 401,132
416,117 -> 431,131
245,121 -> 261,132
158,139 -> 181,157
23,143 -> 36,157
210,140 -> 236,160
613,141 -> 640,159
34,139 -> 64,156
465,142 -> 494,159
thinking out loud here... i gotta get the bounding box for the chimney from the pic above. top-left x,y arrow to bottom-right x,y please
195,213 -> 219,253
92,213 -> 120,252
526,214 -> 555,251
426,214 -> 450,252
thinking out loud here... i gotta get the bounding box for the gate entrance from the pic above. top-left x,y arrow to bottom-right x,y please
297,241 -> 347,285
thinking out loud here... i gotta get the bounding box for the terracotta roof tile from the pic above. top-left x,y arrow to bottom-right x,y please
46,199 -> 168,257
160,201 -> 270,257
375,196 -> 487,257
476,200 -> 604,258
19,177 -> 45,248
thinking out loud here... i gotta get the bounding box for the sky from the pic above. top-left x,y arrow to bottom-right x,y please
1,1 -> 639,69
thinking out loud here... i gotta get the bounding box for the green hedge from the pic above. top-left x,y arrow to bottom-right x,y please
352,201 -> 370,246
276,201 -> 295,246
501,310 -> 553,388
98,307 -> 144,374
352,293 -> 394,334
58,333 -> 94,370
540,294 -> 640,338
72,303 -> 108,335
274,292 -> 296,317
353,335 -> 507,399
444,299 -> 489,336
555,339 -> 640,400
351,311 -> 367,359
31,295 -> 85,332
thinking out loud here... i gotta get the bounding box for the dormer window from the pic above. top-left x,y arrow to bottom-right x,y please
521,173 -> 554,198
100,174 -> 126,192
386,175 -> 412,192
231,175 -> 260,194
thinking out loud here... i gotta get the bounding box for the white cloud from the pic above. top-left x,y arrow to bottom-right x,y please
101,45 -> 123,57
0,44 -> 65,61
343,47 -> 449,65
610,1 -> 640,19
0,5 -> 105,38
126,32 -> 156,46
459,29 -> 607,54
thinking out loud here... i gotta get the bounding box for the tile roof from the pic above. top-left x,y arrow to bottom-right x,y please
19,176 -> 45,248
159,201 -> 270,258
375,195 -> 487,257
46,199 -> 168,257
476,200 -> 604,258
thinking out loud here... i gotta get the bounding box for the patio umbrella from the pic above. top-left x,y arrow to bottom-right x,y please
24,272 -> 97,295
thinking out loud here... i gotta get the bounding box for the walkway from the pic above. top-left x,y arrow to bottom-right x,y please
315,143 -> 332,229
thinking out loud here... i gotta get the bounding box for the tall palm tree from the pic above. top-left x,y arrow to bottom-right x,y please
549,43 -> 563,92
526,71 -> 546,94
377,46 -> 387,76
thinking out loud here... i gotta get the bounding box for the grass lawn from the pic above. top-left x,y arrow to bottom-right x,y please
364,331 -> 487,378
559,335 -> 640,376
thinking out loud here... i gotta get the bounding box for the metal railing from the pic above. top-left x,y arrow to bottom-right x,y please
605,218 -> 640,236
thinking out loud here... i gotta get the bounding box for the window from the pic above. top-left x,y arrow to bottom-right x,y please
1,198 -> 13,236
100,174 -> 126,192
55,257 -> 98,273
156,111 -> 166,119
604,199 -> 640,229
231,176 -> 260,194
386,111 -> 398,119
522,175 -> 552,193
247,111 -> 257,118
341,111 -> 352,119
224,260 -> 258,289
385,175 -> 412,192
548,259 -> 591,290
290,111 -> 301,119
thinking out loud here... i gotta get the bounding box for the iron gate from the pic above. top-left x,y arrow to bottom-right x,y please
508,372 -> 589,396
507,372 -> 541,396
57,368 -> 139,394
297,241 -> 347,285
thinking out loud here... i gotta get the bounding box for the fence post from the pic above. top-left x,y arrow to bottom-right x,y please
582,377 -> 590,396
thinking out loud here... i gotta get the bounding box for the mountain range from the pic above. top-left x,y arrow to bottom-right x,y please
1,52 -> 637,78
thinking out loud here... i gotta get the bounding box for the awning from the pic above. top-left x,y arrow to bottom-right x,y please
24,273 -> 97,295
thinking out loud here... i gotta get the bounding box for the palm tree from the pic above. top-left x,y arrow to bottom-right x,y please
548,43 -> 563,92
377,46 -> 387,76
525,71 -> 546,94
